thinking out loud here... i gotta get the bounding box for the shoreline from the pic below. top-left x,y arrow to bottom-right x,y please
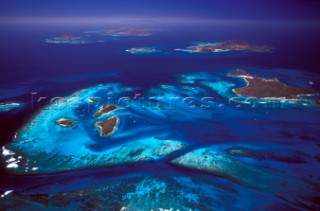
228,69 -> 318,103
96,116 -> 119,137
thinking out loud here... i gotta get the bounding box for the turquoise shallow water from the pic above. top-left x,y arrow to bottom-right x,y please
2,68 -> 320,210
0,23 -> 320,210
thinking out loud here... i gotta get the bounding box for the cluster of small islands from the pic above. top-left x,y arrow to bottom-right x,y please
1,67 -> 319,209
55,104 -> 119,136
1,28 -> 320,210
50,69 -> 318,137
1,68 -> 319,172
45,28 -> 152,44
1,68 -> 318,115
5,28 -> 309,113
52,73 -> 317,142
44,28 -> 276,55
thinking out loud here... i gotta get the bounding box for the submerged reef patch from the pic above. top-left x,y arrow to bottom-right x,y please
1,83 -> 186,174
171,146 -> 320,209
1,69 -> 318,176
1,68 -> 320,210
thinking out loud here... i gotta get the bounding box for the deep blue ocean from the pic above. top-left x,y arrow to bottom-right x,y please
0,21 -> 320,210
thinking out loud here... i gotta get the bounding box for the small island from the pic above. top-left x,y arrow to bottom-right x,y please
94,104 -> 118,118
87,28 -> 152,37
107,28 -> 151,36
45,35 -> 101,44
229,69 -> 317,100
126,47 -> 160,54
55,118 -> 75,127
96,116 -> 119,137
46,35 -> 83,44
54,35 -> 82,41
175,40 -> 273,53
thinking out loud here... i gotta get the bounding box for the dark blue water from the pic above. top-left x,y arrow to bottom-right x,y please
0,22 -> 320,210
